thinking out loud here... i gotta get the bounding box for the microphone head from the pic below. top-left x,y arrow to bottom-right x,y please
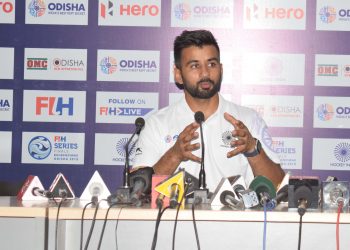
249,176 -> 276,200
135,117 -> 145,134
194,111 -> 205,123
220,190 -> 235,206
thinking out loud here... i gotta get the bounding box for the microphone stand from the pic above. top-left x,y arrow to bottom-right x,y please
192,112 -> 209,204
108,118 -> 145,204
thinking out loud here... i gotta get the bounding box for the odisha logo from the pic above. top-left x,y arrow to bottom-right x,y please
28,0 -> 46,17
334,142 -> 350,162
28,136 -> 52,160
100,56 -> 117,74
116,138 -> 136,157
317,103 -> 334,121
174,3 -> 191,20
319,6 -> 336,23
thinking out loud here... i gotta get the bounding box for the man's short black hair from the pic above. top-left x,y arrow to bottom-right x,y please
173,30 -> 220,69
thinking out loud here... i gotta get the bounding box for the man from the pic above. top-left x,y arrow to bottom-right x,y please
133,30 -> 285,192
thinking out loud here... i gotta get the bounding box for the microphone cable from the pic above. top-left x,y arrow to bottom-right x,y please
263,202 -> 267,250
297,199 -> 307,250
96,200 -> 118,250
114,205 -> 126,250
54,194 -> 67,250
172,183 -> 189,250
336,200 -> 344,250
80,201 -> 94,250
83,199 -> 102,250
151,204 -> 170,250
191,198 -> 202,250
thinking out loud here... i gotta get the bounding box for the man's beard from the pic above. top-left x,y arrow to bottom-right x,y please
183,75 -> 222,99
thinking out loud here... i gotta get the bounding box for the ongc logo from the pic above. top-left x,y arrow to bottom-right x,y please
28,0 -> 46,17
0,1 -> 14,14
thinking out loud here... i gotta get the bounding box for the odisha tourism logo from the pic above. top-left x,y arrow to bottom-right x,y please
28,136 -> 52,160
100,57 -> 117,74
319,6 -> 336,23
28,0 -> 46,17
317,103 -> 334,121
334,142 -> 350,162
174,3 -> 191,20
116,138 -> 136,157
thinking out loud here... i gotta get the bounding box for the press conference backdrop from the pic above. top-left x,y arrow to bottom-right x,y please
0,0 -> 349,195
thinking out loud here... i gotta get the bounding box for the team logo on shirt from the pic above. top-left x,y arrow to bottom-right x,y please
221,130 -> 237,148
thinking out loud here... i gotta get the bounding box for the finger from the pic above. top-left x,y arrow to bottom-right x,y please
224,112 -> 241,129
227,146 -> 243,158
186,153 -> 201,163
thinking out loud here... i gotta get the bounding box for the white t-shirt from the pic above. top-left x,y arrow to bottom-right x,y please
132,94 -> 280,192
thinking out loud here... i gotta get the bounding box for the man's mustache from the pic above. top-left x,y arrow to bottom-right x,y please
197,78 -> 215,85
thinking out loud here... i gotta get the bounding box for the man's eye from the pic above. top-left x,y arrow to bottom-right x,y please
190,64 -> 199,69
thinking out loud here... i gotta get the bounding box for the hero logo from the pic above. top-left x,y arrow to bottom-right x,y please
246,4 -> 304,20
101,1 -> 159,17
36,96 -> 74,116
0,1 -> 14,13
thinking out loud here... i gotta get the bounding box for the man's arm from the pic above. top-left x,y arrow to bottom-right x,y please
153,122 -> 201,175
224,112 -> 285,188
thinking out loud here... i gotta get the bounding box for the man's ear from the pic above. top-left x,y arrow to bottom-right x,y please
173,65 -> 183,85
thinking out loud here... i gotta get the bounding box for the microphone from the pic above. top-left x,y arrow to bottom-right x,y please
32,187 -> 53,198
109,117 -> 145,204
169,183 -> 180,208
123,117 -> 145,188
194,111 -> 206,189
249,176 -> 277,210
129,167 -> 154,207
220,190 -> 244,210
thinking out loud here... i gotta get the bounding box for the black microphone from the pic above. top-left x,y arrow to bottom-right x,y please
32,187 -> 53,198
276,184 -> 288,204
194,111 -> 206,189
123,117 -> 146,188
220,190 -> 244,210
129,167 -> 154,207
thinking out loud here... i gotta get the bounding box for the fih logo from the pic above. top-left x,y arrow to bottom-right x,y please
100,56 -> 117,74
116,137 -> 137,158
36,96 -> 74,116
27,58 -> 48,70
0,1 -> 14,14
317,103 -> 334,121
28,136 -> 52,160
174,3 -> 191,20
99,106 -> 153,116
334,142 -> 350,162
317,64 -> 338,76
28,0 -> 46,17
319,6 -> 336,23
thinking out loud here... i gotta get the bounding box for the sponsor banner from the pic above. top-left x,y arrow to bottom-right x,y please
0,131 -> 12,163
0,0 -> 15,23
241,95 -> 304,127
171,0 -> 234,29
24,48 -> 87,81
21,132 -> 85,164
25,0 -> 88,25
23,90 -> 86,123
315,54 -> 350,87
94,133 -> 138,165
96,91 -> 158,123
313,96 -> 350,128
98,0 -> 161,27
271,137 -> 302,170
0,89 -> 13,121
312,138 -> 350,170
244,0 -> 306,30
241,53 -> 305,85
97,49 -> 160,82
0,47 -> 14,79
316,0 -> 350,31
